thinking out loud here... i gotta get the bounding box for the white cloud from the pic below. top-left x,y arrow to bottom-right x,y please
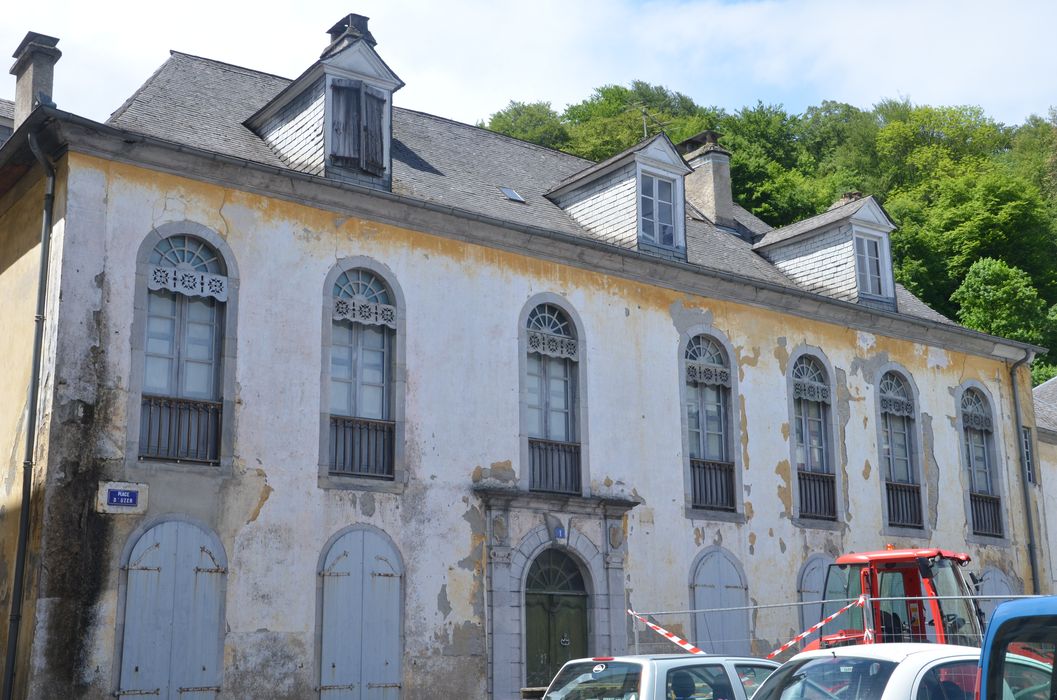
2,0 -> 1053,126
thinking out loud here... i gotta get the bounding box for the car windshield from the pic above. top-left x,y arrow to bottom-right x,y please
753,656 -> 897,700
929,558 -> 979,646
545,661 -> 642,700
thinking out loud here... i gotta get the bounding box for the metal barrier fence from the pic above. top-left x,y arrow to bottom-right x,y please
629,594 -> 1033,658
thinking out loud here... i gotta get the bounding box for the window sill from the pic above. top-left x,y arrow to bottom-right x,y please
683,506 -> 745,524
880,522 -> 929,540
128,456 -> 231,477
792,516 -> 843,532
318,470 -> 406,494
857,293 -> 897,312
965,531 -> 1007,546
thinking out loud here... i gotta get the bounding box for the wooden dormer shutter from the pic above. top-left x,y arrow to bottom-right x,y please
331,79 -> 362,167
362,86 -> 386,175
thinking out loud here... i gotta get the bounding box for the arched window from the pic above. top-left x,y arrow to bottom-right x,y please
880,371 -> 922,528
139,235 -> 228,464
525,303 -> 580,494
685,335 -> 734,511
961,388 -> 1002,537
328,268 -> 396,479
791,355 -> 835,520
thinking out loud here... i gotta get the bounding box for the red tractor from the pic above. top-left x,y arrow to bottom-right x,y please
806,548 -> 984,650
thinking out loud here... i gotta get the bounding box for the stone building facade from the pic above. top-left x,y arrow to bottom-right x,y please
0,15 -> 1050,700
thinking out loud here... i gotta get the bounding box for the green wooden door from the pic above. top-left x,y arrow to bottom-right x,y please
525,550 -> 588,687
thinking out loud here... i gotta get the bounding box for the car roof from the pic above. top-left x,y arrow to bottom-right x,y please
561,654 -> 778,666
788,643 -> 980,664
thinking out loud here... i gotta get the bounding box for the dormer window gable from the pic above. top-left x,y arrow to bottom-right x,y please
754,194 -> 897,309
548,133 -> 689,259
247,14 -> 403,190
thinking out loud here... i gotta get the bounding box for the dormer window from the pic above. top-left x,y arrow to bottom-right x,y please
854,232 -> 892,299
640,173 -> 676,247
330,78 -> 386,175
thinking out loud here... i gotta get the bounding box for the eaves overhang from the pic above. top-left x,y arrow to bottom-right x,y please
1,106 -> 1044,366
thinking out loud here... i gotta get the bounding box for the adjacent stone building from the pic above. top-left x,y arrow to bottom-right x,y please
0,14 -> 1050,700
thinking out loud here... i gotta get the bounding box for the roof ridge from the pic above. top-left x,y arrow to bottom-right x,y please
168,50 -> 294,83
393,105 -> 593,165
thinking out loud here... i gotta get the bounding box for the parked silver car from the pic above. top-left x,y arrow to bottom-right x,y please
542,653 -> 778,700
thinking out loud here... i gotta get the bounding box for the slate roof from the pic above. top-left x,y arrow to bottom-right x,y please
752,197 -> 875,249
0,98 -> 13,121
1033,377 -> 1057,432
102,50 -> 964,328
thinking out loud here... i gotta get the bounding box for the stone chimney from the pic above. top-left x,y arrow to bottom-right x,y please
679,130 -> 736,231
323,13 -> 377,57
828,191 -> 864,210
10,31 -> 61,130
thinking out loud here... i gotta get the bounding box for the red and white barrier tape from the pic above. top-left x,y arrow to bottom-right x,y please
766,595 -> 867,659
627,609 -> 706,655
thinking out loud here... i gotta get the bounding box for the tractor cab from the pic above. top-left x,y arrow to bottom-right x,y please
813,548 -> 982,650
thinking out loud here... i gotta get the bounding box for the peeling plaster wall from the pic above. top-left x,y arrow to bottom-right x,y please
20,153 -> 1045,697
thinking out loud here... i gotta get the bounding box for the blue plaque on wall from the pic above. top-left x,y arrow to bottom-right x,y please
107,489 -> 139,507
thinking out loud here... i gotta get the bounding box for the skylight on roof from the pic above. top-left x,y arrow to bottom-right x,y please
499,186 -> 526,203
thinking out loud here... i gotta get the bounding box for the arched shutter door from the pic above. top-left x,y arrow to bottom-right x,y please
798,557 -> 830,632
978,568 -> 1015,623
119,521 -> 225,699
693,551 -> 749,655
320,529 -> 403,699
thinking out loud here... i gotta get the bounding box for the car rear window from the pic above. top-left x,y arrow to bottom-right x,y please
545,661 -> 642,700
752,656 -> 897,700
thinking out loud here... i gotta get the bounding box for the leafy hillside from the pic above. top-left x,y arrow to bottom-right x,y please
483,85 -> 1057,381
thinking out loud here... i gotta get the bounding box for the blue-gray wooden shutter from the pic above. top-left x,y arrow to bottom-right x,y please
362,87 -> 386,175
331,79 -> 362,167
692,551 -> 749,656
119,521 -> 225,699
320,529 -> 403,699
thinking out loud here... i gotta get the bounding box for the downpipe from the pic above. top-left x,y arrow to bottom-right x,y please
1010,351 -> 1040,595
3,132 -> 55,700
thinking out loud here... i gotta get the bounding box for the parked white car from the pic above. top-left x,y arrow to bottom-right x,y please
542,653 -> 778,700
751,643 -> 984,700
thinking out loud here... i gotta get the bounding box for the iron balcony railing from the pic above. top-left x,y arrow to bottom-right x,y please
330,416 -> 395,479
139,395 -> 222,465
529,438 -> 581,495
970,492 -> 1003,538
690,459 -> 736,511
886,481 -> 923,528
798,470 -> 837,520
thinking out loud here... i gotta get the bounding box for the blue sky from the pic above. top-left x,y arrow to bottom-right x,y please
3,0 -> 1055,128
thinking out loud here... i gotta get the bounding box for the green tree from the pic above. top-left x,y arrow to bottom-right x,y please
950,258 -> 1047,344
887,160 -> 1057,316
484,101 -> 570,150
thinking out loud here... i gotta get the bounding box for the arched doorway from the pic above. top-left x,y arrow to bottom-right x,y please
525,549 -> 588,687
319,527 -> 403,699
117,520 -> 226,699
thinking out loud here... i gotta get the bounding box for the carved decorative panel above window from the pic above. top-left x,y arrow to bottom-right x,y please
792,356 -> 831,404
526,304 -> 578,360
961,389 -> 993,432
685,335 -> 731,387
879,372 -> 914,417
